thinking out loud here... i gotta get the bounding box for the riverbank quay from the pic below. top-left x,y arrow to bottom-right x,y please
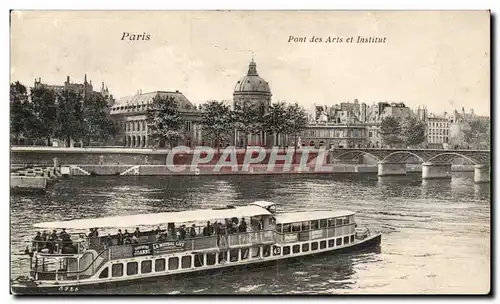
10,166 -> 61,192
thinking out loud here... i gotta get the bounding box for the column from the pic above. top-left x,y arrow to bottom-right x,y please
421,162 -> 452,179
377,161 -> 406,176
474,164 -> 490,183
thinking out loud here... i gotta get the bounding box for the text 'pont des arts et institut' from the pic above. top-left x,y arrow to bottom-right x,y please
288,36 -> 387,44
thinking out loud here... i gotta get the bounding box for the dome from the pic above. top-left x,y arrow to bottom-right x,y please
233,60 -> 271,94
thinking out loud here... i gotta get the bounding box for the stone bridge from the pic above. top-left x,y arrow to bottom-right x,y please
329,148 -> 490,183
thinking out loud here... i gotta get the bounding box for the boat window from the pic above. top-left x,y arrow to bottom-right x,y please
207,253 -> 216,266
328,218 -> 335,227
99,267 -> 109,279
336,238 -> 342,246
320,241 -> 326,249
311,242 -> 318,251
320,219 -> 328,228
301,221 -> 310,231
251,247 -> 260,258
272,246 -> 281,256
194,254 -> 204,267
230,249 -> 239,262
263,245 -> 271,257
344,217 -> 350,225
349,215 -> 355,224
344,236 -> 349,245
328,239 -> 335,248
112,263 -> 123,277
292,244 -> 300,254
155,258 -> 166,272
126,262 -> 138,275
169,257 -> 179,270
241,248 -> 249,260
292,223 -> 301,232
302,243 -> 309,252
350,235 -> 355,243
283,224 -> 292,233
218,252 -> 228,264
181,256 -> 192,269
311,221 -> 319,230
335,218 -> 343,226
141,260 -> 152,274
283,246 -> 291,255
276,224 -> 283,233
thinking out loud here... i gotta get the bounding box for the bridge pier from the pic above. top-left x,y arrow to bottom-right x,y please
474,164 -> 490,183
422,162 -> 452,179
377,161 -> 406,176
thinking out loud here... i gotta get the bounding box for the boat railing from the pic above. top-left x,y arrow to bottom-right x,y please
31,247 -> 110,281
30,239 -> 88,255
277,223 -> 356,244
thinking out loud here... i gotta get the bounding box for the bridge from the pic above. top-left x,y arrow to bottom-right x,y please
329,148 -> 490,183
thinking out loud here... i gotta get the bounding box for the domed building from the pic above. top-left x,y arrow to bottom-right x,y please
233,59 -> 273,147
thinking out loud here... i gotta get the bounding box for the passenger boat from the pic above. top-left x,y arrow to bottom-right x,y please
11,201 -> 381,294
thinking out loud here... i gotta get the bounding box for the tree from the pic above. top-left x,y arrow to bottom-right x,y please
263,101 -> 288,150
10,81 -> 30,144
401,116 -> 426,147
82,92 -> 117,145
379,116 -> 403,147
30,85 -> 57,146
147,95 -> 184,148
286,102 -> 308,157
200,100 -> 233,154
54,89 -> 85,147
232,100 -> 261,151
464,119 -> 490,149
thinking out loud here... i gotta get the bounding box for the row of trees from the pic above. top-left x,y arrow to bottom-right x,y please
379,116 -> 426,147
464,119 -> 490,149
146,96 -> 308,151
10,81 -> 117,147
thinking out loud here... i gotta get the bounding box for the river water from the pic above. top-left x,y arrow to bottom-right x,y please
10,173 -> 490,294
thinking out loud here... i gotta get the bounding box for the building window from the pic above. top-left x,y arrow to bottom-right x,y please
112,263 -> 123,277
169,257 -> 179,270
182,256 -> 192,269
141,260 -> 152,274
155,259 -> 166,272
126,262 -> 138,275
185,121 -> 192,132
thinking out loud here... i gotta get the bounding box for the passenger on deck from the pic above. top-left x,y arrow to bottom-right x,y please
104,234 -> 113,247
88,228 -> 94,238
33,232 -> 43,252
134,227 -> 140,238
179,225 -> 187,240
189,224 -> 197,238
117,229 -> 124,245
203,221 -> 212,236
239,218 -> 247,233
124,235 -> 132,245
41,231 -> 48,243
93,228 -> 99,237
48,230 -> 58,254
60,229 -> 72,246
124,229 -> 130,239
155,226 -> 161,235
132,234 -> 139,244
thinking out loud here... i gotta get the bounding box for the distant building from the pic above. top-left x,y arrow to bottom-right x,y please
33,75 -> 114,106
109,90 -> 201,148
426,113 -> 450,149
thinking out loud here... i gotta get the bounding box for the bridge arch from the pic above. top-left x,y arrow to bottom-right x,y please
332,150 -> 382,162
426,152 -> 480,165
381,151 -> 426,163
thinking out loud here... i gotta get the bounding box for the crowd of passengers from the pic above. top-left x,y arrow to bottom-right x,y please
31,217 -> 264,254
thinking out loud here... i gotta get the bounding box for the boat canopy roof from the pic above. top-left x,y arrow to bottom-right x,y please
250,201 -> 279,208
33,205 -> 272,230
275,210 -> 355,224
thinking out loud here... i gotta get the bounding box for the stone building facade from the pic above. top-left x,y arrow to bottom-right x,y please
109,91 -> 201,148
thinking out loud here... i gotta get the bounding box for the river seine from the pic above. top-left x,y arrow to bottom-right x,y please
10,173 -> 490,294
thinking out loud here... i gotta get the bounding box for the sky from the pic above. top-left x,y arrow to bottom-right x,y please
10,10 -> 490,116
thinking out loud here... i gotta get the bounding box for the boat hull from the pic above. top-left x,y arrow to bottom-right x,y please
12,234 -> 381,295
